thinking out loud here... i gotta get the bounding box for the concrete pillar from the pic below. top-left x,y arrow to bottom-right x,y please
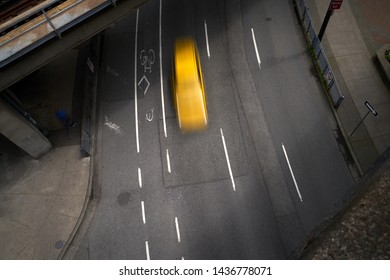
0,98 -> 52,158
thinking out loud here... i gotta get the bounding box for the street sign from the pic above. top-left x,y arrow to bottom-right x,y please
329,0 -> 343,10
365,101 -> 378,116
319,0 -> 343,41
350,101 -> 378,136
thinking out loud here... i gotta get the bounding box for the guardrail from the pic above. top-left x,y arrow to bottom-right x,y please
294,0 -> 344,109
0,0 -> 116,69
80,34 -> 101,156
0,0 -> 61,33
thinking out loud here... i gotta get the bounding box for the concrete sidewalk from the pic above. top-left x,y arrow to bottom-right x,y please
305,0 -> 390,172
0,47 -> 91,259
0,140 -> 90,259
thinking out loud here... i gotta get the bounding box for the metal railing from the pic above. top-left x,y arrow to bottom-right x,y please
0,0 -> 61,34
0,0 -> 115,69
295,0 -> 344,109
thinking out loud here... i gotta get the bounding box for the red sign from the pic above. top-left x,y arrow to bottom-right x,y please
329,0 -> 343,10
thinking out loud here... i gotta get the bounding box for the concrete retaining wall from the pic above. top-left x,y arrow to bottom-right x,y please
0,98 -> 52,158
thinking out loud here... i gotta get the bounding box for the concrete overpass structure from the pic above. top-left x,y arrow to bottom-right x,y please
0,0 -> 147,158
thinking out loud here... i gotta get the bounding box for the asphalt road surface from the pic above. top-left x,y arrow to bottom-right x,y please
74,0 -> 355,260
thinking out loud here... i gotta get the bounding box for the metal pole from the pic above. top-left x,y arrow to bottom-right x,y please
349,110 -> 370,137
318,8 -> 334,41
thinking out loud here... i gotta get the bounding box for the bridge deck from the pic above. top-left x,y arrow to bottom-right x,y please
0,0 -> 115,68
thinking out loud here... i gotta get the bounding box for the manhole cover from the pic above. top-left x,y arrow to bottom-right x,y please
168,187 -> 182,200
117,192 -> 131,206
55,240 -> 64,249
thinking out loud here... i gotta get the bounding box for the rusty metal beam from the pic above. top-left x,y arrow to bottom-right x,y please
0,0 -> 147,92
0,0 -> 116,67
0,1 -> 60,33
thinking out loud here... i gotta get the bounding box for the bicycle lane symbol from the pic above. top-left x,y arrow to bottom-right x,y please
138,49 -> 155,96
138,75 -> 150,96
146,108 -> 154,121
140,49 -> 155,73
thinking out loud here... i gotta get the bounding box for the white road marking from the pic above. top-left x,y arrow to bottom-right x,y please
138,167 -> 142,188
140,49 -> 155,73
145,241 -> 150,260
175,217 -> 181,243
251,28 -> 262,69
146,108 -> 154,122
141,201 -> 146,224
176,95 -> 182,129
166,149 -> 171,173
220,128 -> 236,191
282,143 -> 303,202
104,116 -> 123,135
134,9 -> 140,153
138,75 -> 150,95
159,0 -> 167,138
204,20 -> 210,59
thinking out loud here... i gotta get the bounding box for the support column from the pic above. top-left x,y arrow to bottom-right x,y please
0,98 -> 52,158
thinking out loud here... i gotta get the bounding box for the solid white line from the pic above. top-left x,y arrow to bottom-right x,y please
204,20 -> 210,59
166,149 -> 171,173
145,241 -> 150,260
138,167 -> 142,188
159,0 -> 167,138
251,28 -> 261,69
282,143 -> 303,202
220,128 -> 236,191
135,9 -> 140,153
141,201 -> 146,224
175,217 -> 181,243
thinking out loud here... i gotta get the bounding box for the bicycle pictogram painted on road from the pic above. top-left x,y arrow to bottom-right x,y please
140,49 -> 155,73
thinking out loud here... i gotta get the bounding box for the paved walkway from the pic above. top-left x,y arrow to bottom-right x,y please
0,141 -> 90,259
0,48 -> 91,260
306,0 -> 390,172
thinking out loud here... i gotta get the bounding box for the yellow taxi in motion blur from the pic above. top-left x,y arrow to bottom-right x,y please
172,37 -> 208,132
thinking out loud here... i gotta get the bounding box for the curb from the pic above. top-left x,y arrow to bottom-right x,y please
58,34 -> 102,260
293,0 -> 364,178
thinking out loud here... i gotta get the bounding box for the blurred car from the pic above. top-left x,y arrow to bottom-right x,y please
172,37 -> 208,132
